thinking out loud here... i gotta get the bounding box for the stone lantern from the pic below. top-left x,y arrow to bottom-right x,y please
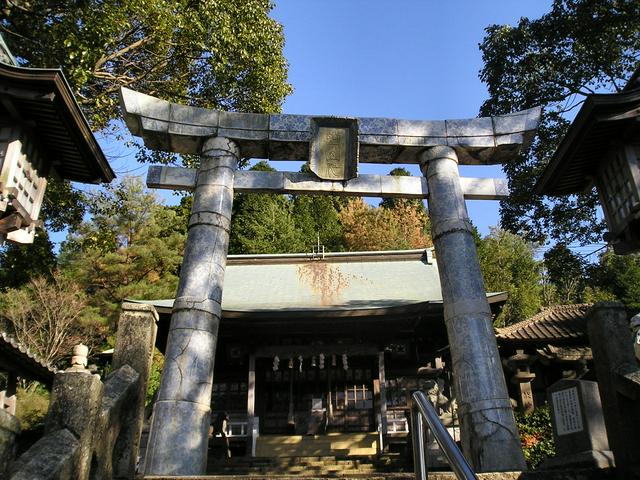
536,66 -> 640,254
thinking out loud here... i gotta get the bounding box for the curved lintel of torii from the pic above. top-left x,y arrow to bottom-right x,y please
119,87 -> 541,166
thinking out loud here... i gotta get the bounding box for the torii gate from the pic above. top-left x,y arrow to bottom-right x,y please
120,87 -> 540,475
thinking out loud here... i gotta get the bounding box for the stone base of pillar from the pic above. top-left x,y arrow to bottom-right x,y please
144,400 -> 211,475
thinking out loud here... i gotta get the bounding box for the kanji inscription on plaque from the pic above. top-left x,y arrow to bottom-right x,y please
309,117 -> 358,181
317,127 -> 347,179
551,387 -> 584,435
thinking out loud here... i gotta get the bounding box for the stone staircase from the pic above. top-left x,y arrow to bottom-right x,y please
255,433 -> 379,457
203,453 -> 410,477
145,469 -> 615,480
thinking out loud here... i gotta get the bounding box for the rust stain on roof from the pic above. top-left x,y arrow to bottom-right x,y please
296,262 -> 358,306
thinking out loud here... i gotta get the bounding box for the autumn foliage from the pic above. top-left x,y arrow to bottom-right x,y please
339,198 -> 432,252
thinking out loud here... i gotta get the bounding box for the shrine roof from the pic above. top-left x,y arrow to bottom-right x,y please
0,62 -> 114,184
120,87 -> 541,166
496,304 -> 592,343
133,249 -> 506,318
0,332 -> 56,385
536,66 -> 640,196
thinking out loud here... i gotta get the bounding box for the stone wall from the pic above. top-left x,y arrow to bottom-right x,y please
6,303 -> 157,480
0,408 -> 20,476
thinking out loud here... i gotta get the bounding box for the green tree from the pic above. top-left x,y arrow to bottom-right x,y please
542,243 -> 587,305
2,0 -> 291,130
0,230 -> 56,290
3,0 -> 291,232
229,161 -> 306,254
291,164 -> 346,253
478,228 -> 542,326
292,194 -> 346,253
585,250 -> 640,312
479,0 -> 640,243
60,177 -> 186,323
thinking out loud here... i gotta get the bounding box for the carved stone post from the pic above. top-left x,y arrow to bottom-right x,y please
111,303 -> 158,478
144,137 -> 239,475
420,146 -> 526,472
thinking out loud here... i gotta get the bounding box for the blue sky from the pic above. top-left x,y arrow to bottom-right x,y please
101,1 -> 554,243
268,0 -> 552,236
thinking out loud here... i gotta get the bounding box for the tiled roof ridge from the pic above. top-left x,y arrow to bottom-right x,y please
496,303 -> 592,337
0,331 -> 57,374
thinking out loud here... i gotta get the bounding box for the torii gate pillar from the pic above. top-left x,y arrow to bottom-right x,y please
421,146 -> 526,472
144,137 -> 239,475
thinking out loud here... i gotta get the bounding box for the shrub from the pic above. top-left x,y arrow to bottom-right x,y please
516,404 -> 556,468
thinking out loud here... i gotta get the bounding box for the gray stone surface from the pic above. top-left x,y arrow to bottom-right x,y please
397,119 -> 446,137
44,371 -> 103,480
120,87 -> 541,165
144,399 -> 212,474
542,449 -> 615,470
92,365 -> 139,480
144,137 -> 239,475
9,428 -> 78,480
587,303 -> 640,476
420,145 -> 526,472
147,165 -> 510,200
0,408 -> 20,476
548,379 -> 609,457
110,303 -> 157,478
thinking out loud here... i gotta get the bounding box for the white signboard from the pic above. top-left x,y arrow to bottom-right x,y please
551,387 -> 584,435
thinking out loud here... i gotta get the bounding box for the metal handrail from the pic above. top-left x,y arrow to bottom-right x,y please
411,391 -> 478,480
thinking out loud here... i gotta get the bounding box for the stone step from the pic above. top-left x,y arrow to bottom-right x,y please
145,468 -> 616,480
255,434 -> 378,457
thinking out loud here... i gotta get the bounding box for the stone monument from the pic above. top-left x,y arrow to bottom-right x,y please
544,378 -> 613,469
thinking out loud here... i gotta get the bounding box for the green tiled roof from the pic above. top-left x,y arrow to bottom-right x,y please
135,249 -> 506,316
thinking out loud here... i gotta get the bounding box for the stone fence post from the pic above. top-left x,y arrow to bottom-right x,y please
587,302 -> 640,478
110,302 -> 158,478
10,357 -> 104,480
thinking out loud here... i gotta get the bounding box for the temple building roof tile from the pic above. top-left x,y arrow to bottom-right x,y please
496,304 -> 593,342
0,332 -> 56,385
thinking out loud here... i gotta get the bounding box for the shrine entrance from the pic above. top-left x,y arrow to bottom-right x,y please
120,86 -> 541,475
258,355 -> 375,435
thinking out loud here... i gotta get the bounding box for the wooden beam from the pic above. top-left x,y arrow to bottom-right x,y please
147,166 -> 509,200
254,344 -> 379,358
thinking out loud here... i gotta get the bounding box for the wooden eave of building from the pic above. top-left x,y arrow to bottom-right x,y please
536,345 -> 593,363
0,332 -> 56,386
0,62 -> 114,183
535,83 -> 640,196
496,304 -> 592,344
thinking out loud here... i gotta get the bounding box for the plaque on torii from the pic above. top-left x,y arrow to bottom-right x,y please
119,86 -> 540,475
